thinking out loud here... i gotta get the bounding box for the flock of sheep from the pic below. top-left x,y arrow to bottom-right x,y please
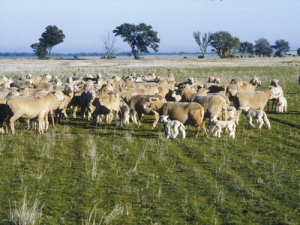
0,71 -> 286,139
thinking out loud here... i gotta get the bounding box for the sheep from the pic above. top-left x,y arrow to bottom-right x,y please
239,106 -> 271,129
275,96 -> 287,113
234,86 -> 278,124
145,99 -> 208,138
159,115 -> 186,139
227,77 -> 261,101
203,83 -> 227,95
226,106 -> 238,123
269,79 -> 284,112
6,91 -> 65,134
128,94 -> 165,128
210,116 -> 236,139
207,76 -> 221,84
0,91 -> 20,133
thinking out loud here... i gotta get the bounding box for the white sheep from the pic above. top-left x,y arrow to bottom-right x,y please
239,107 -> 271,129
275,96 -> 287,113
159,115 -> 186,139
210,116 -> 236,139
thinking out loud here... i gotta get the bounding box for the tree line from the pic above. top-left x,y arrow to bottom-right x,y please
30,24 -> 300,60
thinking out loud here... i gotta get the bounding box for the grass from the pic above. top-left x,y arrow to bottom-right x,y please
0,57 -> 300,224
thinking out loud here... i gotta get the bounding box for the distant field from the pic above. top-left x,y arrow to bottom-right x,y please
0,57 -> 300,224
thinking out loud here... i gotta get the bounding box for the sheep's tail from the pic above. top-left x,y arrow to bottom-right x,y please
263,111 -> 271,129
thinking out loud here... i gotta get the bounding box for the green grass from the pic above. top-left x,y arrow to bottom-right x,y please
1,58 -> 300,224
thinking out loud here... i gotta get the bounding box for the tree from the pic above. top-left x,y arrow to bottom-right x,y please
30,42 -> 48,59
209,31 -> 240,58
254,38 -> 273,57
37,25 -> 65,58
272,39 -> 290,57
113,23 -> 160,59
239,42 -> 254,58
101,32 -> 118,59
297,48 -> 300,56
192,31 -> 211,58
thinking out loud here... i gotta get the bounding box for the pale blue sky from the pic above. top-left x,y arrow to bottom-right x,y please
1,0 -> 299,53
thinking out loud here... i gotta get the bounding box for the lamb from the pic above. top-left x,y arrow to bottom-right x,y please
6,91 -> 65,134
145,99 -> 208,138
210,116 -> 236,139
275,96 -> 287,113
159,115 -> 186,139
239,106 -> 271,129
234,86 -> 278,124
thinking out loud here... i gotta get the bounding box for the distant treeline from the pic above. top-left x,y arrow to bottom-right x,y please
0,51 -> 201,57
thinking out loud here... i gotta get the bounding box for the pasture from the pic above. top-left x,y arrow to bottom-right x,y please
0,56 -> 300,224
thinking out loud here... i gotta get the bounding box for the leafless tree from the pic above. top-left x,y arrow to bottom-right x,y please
193,31 -> 211,58
101,32 -> 118,59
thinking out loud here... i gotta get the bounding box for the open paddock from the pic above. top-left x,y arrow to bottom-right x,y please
0,56 -> 300,224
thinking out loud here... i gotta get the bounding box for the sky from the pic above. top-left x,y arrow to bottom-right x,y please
1,0 -> 300,54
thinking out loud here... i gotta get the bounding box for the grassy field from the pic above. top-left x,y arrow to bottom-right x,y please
0,56 -> 300,224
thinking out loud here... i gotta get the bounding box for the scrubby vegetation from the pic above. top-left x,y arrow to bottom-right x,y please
0,57 -> 300,224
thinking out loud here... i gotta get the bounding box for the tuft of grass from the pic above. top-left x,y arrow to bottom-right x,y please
9,192 -> 44,225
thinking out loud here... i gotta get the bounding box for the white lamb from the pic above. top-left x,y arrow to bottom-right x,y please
159,115 -> 186,139
239,106 -> 271,129
275,96 -> 287,113
210,116 -> 236,139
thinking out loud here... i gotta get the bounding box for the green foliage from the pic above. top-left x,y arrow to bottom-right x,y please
33,25 -> 65,58
239,41 -> 254,58
298,48 -> 300,56
272,39 -> 290,57
30,42 -> 48,59
113,23 -> 160,59
254,38 -> 273,57
210,31 -> 240,58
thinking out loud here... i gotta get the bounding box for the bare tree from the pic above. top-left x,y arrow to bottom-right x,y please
193,31 -> 211,58
101,32 -> 118,59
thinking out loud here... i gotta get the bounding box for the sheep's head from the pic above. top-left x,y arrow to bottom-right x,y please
239,106 -> 250,112
159,115 -> 169,122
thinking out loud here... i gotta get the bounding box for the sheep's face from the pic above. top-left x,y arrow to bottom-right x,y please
159,115 -> 169,122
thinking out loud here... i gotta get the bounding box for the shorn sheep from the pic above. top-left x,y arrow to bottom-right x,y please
159,115 -> 186,139
239,107 -> 271,129
210,116 -> 236,139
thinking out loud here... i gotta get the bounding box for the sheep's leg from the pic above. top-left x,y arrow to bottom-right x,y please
217,127 -> 221,138
201,121 -> 208,139
151,110 -> 160,129
72,106 -> 77,118
248,117 -> 255,128
173,125 -> 179,139
165,126 -> 171,139
179,126 -> 186,139
137,112 -> 143,128
9,116 -> 18,134
236,109 -> 242,125
258,118 -> 264,129
131,111 -> 139,126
